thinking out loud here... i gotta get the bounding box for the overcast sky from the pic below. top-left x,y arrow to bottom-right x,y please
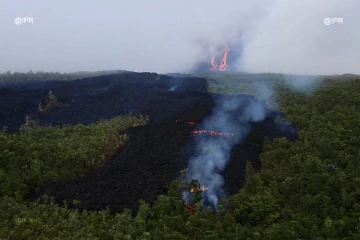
0,0 -> 359,74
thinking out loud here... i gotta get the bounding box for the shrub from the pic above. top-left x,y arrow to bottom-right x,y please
38,90 -> 66,115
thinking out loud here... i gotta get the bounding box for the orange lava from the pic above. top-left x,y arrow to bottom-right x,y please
210,47 -> 218,70
210,43 -> 230,71
192,130 -> 234,137
176,120 -> 196,125
218,44 -> 230,71
177,129 -> 234,137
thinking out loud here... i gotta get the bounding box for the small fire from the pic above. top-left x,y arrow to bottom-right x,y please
192,130 -> 234,137
189,185 -> 208,192
186,205 -> 196,214
210,43 -> 230,71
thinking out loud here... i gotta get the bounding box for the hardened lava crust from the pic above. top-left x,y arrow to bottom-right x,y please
0,72 -> 297,215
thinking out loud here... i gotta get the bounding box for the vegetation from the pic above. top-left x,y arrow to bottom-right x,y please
1,74 -> 360,239
38,90 -> 67,115
0,115 -> 147,200
0,70 -> 127,86
19,116 -> 40,132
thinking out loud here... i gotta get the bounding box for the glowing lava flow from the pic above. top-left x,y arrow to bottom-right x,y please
176,120 -> 196,125
218,44 -> 230,71
210,43 -> 230,71
176,120 -> 235,137
176,129 -> 235,137
192,130 -> 234,137
210,47 -> 218,70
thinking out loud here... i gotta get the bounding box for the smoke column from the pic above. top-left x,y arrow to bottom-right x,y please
183,95 -> 267,208
241,0 -> 360,75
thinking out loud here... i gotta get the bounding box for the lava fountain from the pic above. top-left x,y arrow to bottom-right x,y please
210,43 -> 230,71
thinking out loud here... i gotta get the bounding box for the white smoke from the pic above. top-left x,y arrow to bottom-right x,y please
183,95 -> 267,207
241,0 -> 360,75
169,85 -> 178,91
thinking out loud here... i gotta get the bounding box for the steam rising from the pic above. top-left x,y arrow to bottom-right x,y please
241,0 -> 360,75
183,96 -> 267,207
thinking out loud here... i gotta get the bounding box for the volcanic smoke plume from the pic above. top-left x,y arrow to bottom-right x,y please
183,95 -> 266,208
191,34 -> 244,73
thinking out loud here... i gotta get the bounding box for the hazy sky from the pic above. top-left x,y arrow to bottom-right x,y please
1,0 -> 359,74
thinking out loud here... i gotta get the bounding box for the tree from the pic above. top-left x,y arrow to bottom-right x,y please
38,90 -> 66,115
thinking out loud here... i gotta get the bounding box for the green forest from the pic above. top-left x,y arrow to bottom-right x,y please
1,75 -> 360,239
0,70 -> 127,85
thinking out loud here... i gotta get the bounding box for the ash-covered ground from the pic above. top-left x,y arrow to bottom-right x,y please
0,72 -> 298,215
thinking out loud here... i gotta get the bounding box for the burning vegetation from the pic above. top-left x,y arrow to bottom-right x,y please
183,179 -> 208,212
189,181 -> 208,193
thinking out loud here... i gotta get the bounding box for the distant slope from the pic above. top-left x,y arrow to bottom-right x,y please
0,70 -> 128,87
0,71 -> 208,132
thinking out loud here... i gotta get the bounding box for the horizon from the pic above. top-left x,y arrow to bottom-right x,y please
1,0 -> 360,75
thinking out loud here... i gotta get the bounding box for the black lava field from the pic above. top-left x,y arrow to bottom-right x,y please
0,72 -> 298,215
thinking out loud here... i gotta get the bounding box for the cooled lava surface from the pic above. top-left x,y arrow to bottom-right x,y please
0,72 -> 298,215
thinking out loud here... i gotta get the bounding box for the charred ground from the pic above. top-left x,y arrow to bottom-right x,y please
0,72 -> 297,215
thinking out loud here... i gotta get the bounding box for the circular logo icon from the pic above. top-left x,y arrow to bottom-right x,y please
324,18 -> 331,26
14,17 -> 22,25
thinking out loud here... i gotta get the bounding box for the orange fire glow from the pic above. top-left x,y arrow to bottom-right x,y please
190,185 -> 208,192
210,47 -> 217,70
177,129 -> 235,137
210,43 -> 230,71
192,130 -> 234,137
176,120 -> 234,137
176,120 -> 196,125
186,205 -> 196,214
